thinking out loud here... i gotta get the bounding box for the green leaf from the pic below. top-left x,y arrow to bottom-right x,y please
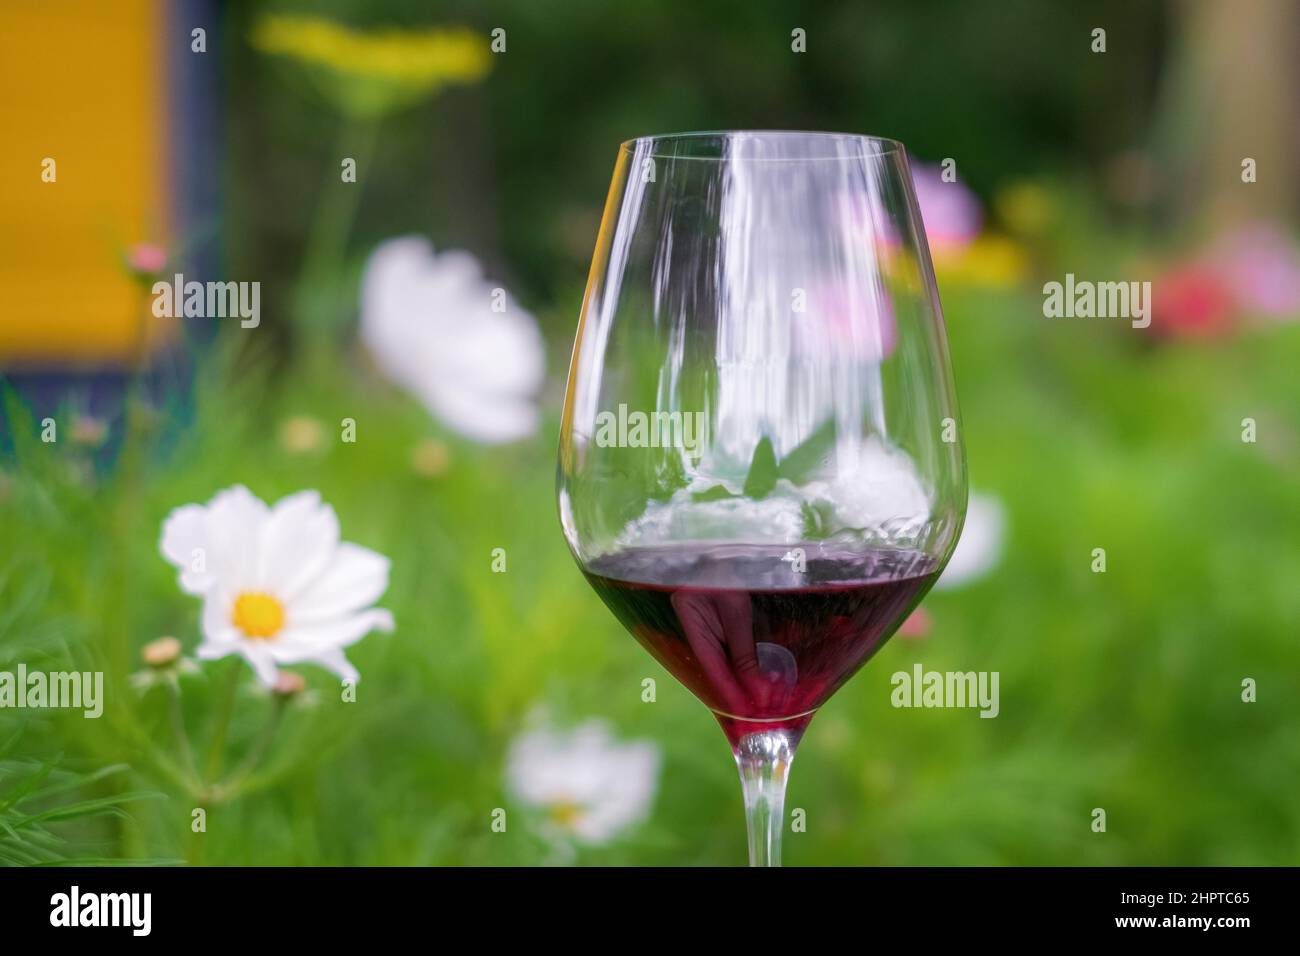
777,419 -> 837,484
691,484 -> 739,502
800,501 -> 834,539
13,790 -> 163,829
28,764 -> 130,802
742,436 -> 779,499
0,759 -> 56,813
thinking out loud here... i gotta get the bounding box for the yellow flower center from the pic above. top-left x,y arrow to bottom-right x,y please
231,592 -> 285,640
548,801 -> 584,829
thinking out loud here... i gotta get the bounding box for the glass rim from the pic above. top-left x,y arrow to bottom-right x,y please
618,129 -> 906,161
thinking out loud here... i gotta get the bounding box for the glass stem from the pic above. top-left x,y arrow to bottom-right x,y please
734,729 -> 799,867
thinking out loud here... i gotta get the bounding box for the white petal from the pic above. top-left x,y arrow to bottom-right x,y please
159,486 -> 270,596
194,628 -> 282,688
257,490 -> 340,597
270,607 -> 394,657
200,593 -> 236,644
159,504 -> 214,594
435,309 -> 546,396
205,485 -> 271,593
239,644 -> 282,687
410,384 -> 541,444
935,492 -> 1006,590
303,647 -> 360,685
206,484 -> 270,527
196,632 -> 279,686
506,727 -> 577,804
359,235 -> 545,445
419,310 -> 545,443
286,543 -> 390,624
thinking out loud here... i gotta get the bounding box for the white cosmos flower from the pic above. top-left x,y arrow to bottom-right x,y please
506,720 -> 660,845
360,235 -> 546,444
159,485 -> 394,686
934,491 -> 1006,590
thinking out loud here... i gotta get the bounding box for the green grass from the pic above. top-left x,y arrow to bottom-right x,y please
0,281 -> 1297,865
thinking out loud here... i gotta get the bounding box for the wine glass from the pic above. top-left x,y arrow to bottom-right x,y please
557,131 -> 967,866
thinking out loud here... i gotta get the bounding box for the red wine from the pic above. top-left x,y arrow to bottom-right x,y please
583,544 -> 938,746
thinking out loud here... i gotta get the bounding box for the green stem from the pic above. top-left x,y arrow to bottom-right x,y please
204,660 -> 242,781
218,695 -> 288,801
122,718 -> 201,797
165,677 -> 198,780
293,117 -> 382,343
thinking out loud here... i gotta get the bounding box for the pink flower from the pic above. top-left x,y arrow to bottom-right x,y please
898,608 -> 932,640
1149,264 -> 1235,340
1210,224 -> 1300,320
126,243 -> 167,276
910,162 -> 982,253
837,162 -> 983,254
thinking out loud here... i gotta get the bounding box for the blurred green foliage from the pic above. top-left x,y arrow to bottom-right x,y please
2,274 -> 1298,864
224,0 -> 1167,339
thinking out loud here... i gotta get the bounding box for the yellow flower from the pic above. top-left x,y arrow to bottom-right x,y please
251,14 -> 491,117
933,235 -> 1030,288
995,182 -> 1055,237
